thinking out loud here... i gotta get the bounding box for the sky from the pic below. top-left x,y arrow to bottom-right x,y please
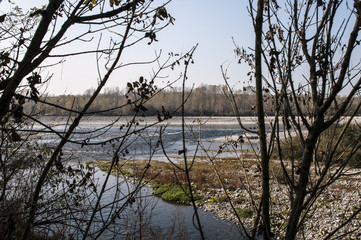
1,1 -> 358,96
0,0 -> 254,95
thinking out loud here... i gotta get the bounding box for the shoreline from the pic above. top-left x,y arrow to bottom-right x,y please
93,159 -> 361,239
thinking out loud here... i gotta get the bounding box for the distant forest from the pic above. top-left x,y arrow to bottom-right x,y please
28,84 -> 361,117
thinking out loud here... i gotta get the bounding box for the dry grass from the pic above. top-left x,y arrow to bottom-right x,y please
93,157 -> 262,191
93,155 -> 361,194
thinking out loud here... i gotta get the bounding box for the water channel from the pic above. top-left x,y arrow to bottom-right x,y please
32,116 -> 260,239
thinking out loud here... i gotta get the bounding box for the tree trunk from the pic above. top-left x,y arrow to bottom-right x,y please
255,0 -> 272,238
0,0 -> 65,120
285,132 -> 318,240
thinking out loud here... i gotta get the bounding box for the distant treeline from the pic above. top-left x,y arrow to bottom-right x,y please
27,85 -> 257,116
27,84 -> 361,116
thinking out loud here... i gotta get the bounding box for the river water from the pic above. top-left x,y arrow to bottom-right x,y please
93,170 -> 244,239
33,116 -> 260,162
31,116 -> 259,239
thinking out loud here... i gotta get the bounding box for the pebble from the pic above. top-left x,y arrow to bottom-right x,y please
196,170 -> 361,239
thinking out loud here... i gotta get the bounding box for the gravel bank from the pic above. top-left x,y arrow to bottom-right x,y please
195,169 -> 361,239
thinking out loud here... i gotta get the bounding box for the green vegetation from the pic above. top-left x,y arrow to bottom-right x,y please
92,161 -> 207,204
153,184 -> 202,204
209,196 -> 228,204
91,161 -> 132,176
236,208 -> 253,218
320,199 -> 333,208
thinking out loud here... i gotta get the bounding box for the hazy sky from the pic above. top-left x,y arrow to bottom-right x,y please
0,0 -> 254,95
1,1 -> 360,96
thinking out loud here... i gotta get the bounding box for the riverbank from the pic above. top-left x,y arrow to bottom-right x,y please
92,158 -> 361,239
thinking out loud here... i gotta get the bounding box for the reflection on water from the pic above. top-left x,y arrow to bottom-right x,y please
94,170 -> 243,239
30,116 -> 256,239
31,116 -> 258,162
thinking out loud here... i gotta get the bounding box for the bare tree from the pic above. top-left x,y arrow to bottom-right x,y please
226,0 -> 361,239
0,0 -> 196,239
253,0 -> 272,238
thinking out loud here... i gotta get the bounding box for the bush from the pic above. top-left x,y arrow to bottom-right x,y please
278,124 -> 361,168
277,134 -> 303,161
270,163 -> 289,184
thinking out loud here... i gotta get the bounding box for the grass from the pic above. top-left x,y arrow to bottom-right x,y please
92,154 -> 336,206
270,162 -> 291,184
153,184 -> 202,204
209,196 -> 228,204
91,160 -> 207,204
91,157 -> 261,204
91,156 -> 266,192
236,208 -> 253,218
101,158 -> 250,190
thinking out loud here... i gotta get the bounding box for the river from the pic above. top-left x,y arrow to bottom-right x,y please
31,116 -> 259,239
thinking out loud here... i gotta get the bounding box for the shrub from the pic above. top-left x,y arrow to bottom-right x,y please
270,163 -> 289,184
278,124 -> 361,168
